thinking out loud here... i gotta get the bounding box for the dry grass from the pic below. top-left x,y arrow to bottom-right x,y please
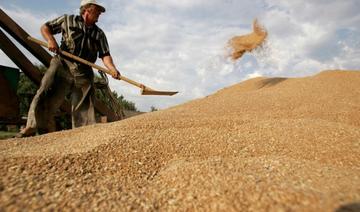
0,70 -> 359,211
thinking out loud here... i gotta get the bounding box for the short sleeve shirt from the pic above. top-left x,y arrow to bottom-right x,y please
45,14 -> 110,63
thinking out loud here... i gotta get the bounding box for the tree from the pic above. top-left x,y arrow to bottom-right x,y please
94,73 -> 137,111
16,65 -> 43,116
150,106 -> 158,112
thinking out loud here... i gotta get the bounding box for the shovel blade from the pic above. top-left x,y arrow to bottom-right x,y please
141,89 -> 178,96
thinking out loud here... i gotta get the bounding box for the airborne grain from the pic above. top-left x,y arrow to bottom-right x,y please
228,19 -> 267,60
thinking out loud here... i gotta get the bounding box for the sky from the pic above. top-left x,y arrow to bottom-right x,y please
1,0 -> 359,111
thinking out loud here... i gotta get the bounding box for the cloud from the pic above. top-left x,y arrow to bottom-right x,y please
99,0 -> 268,111
257,0 -> 360,76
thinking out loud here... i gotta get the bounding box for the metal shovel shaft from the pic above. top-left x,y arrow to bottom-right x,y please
27,36 -> 178,96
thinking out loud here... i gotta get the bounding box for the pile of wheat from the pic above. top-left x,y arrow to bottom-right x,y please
0,70 -> 359,211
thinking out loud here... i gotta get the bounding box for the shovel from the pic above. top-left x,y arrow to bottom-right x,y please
28,36 -> 178,96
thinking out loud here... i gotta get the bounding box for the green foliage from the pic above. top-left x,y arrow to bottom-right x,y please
95,88 -> 137,111
17,73 -> 38,116
0,131 -> 17,140
16,65 -> 48,116
113,92 -> 137,111
94,74 -> 137,112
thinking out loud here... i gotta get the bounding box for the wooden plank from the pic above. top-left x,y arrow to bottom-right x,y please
0,8 -> 51,66
0,29 -> 42,84
0,29 -> 72,114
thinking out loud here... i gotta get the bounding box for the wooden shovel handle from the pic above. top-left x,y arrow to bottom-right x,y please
27,36 -> 145,89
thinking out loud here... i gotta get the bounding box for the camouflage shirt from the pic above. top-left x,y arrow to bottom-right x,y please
45,14 -> 110,64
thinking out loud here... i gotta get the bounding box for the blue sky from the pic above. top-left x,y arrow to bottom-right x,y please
1,0 -> 77,13
1,0 -> 359,111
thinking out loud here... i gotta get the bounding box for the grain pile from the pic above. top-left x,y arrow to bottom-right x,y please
228,19 -> 267,60
1,70 -> 360,211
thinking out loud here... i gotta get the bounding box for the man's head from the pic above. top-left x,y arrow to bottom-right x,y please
80,0 -> 105,26
80,0 -> 105,14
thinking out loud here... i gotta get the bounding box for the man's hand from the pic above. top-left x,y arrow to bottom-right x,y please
48,39 -> 59,53
102,55 -> 121,79
112,70 -> 121,79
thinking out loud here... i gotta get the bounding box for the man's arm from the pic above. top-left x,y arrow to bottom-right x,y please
41,24 -> 59,53
102,55 -> 121,79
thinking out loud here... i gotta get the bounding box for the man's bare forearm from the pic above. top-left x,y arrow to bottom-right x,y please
102,55 -> 121,78
41,24 -> 58,53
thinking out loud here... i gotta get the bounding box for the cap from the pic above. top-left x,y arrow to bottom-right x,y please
80,0 -> 106,13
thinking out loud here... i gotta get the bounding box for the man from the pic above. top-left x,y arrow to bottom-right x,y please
17,0 -> 120,137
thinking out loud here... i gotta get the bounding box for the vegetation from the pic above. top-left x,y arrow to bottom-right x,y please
16,66 -> 42,116
0,131 -> 17,140
95,88 -> 137,112
150,106 -> 158,112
